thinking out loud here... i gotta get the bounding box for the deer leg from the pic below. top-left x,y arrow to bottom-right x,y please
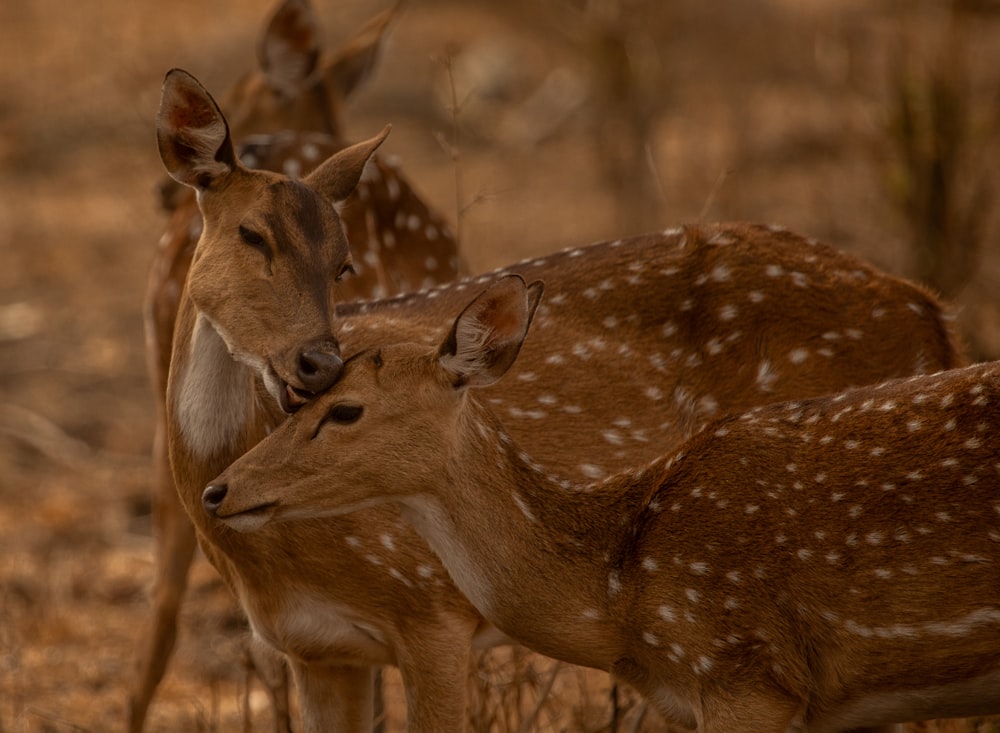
395,623 -> 476,733
128,422 -> 198,733
246,636 -> 293,733
290,661 -> 376,733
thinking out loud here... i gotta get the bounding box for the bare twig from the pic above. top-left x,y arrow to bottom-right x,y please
698,167 -> 733,223
0,404 -> 147,477
517,661 -> 562,733
644,141 -> 668,216
24,708 -> 94,733
437,52 -> 466,249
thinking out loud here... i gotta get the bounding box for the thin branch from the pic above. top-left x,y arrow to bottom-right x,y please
517,661 -> 562,733
698,167 -> 733,223
24,708 -> 94,733
644,141 -> 668,214
0,404 -> 148,477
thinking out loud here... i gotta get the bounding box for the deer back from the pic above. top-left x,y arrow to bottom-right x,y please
335,223 -> 964,479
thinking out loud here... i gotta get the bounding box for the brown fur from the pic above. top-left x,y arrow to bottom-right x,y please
176,216 -> 965,732
211,277 -> 998,732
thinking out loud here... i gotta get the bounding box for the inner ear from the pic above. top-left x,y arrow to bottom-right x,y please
157,69 -> 237,189
439,275 -> 542,389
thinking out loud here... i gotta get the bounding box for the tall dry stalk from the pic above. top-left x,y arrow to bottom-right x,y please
561,0 -> 674,235
882,0 -> 996,301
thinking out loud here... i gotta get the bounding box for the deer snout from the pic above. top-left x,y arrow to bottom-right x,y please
203,483 -> 229,516
202,482 -> 275,532
296,338 -> 343,394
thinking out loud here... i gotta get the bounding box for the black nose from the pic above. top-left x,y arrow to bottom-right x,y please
203,483 -> 229,515
296,339 -> 343,393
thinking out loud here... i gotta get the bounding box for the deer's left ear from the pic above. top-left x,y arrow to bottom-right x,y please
257,0 -> 322,96
322,4 -> 396,101
439,275 -> 544,389
302,125 -> 391,204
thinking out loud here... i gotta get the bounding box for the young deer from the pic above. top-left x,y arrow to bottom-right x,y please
154,51 -> 969,733
207,275 -> 1000,733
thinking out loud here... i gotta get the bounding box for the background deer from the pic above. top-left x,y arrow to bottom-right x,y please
207,275 -> 1000,733
134,1 -> 461,728
157,69 -> 968,728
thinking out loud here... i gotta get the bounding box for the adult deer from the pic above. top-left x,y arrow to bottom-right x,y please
207,275 -> 1000,733
158,83 -> 968,727
134,2 -> 460,726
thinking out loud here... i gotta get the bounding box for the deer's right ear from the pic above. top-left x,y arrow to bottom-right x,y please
156,69 -> 238,190
323,4 -> 396,101
303,125 -> 391,204
439,276 -> 544,389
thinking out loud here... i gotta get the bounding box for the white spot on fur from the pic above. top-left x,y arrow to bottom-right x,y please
608,571 -> 622,596
789,348 -> 809,364
512,492 -> 537,523
756,360 -> 778,391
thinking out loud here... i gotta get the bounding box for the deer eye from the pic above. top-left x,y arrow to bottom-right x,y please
239,225 -> 268,254
335,261 -> 356,283
328,403 -> 363,424
311,403 -> 363,440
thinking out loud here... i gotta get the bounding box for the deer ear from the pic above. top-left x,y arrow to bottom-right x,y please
302,125 -> 391,203
258,0 -> 321,96
157,69 -> 238,190
323,4 -> 396,101
439,275 -> 544,389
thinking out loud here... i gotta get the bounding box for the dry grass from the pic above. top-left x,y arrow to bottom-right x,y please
2,0 -> 999,731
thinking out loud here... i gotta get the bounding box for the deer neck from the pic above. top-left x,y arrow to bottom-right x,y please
396,398 -> 656,671
170,308 -> 273,471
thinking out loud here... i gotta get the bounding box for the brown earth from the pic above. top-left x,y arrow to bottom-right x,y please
1,0 -> 999,731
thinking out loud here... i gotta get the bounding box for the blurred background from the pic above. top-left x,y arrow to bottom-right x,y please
1,0 -> 999,730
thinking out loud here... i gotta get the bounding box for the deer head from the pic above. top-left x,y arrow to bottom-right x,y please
157,68 -> 389,411
204,275 -> 543,529
222,0 -> 395,139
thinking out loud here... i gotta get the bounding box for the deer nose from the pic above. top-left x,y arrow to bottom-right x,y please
296,339 -> 343,393
203,483 -> 229,516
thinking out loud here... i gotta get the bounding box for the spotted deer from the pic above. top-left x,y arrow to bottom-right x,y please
134,4 -> 460,724
206,275 -> 999,732
158,87 -> 969,730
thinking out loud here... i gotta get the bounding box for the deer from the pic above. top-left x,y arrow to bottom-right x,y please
150,27 -> 972,733
155,76 -> 974,727
206,274 -> 1000,733
134,1 -> 461,727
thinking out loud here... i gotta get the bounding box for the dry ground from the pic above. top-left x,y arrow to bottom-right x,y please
2,0 -> 999,731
